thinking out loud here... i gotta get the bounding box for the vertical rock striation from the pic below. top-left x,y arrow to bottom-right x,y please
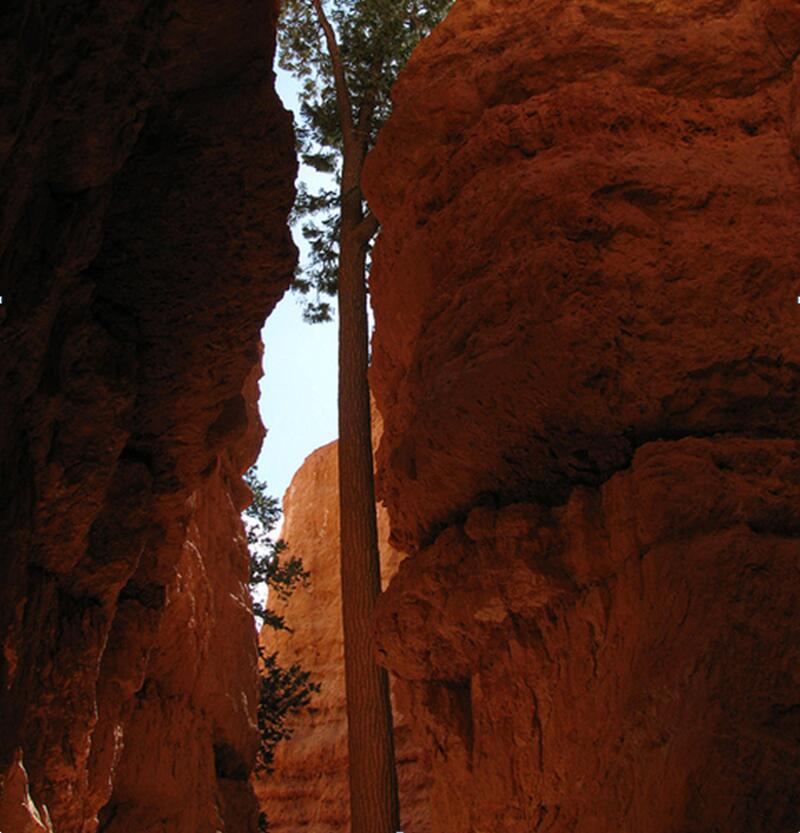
256,439 -> 430,833
364,1 -> 800,830
0,2 -> 296,831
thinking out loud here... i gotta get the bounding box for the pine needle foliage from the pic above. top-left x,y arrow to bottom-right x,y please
244,467 -> 310,632
243,468 -> 320,795
279,0 -> 453,321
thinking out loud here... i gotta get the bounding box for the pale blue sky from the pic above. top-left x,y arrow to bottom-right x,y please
254,69 -> 339,503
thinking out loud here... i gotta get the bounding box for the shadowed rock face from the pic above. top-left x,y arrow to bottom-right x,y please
375,438 -> 800,832
256,439 -> 431,833
364,1 -> 800,830
0,2 -> 296,832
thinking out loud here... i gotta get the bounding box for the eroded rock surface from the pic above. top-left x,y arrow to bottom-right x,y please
376,438 -> 800,832
365,0 -> 800,553
0,2 -> 295,831
364,1 -> 800,830
256,440 -> 430,833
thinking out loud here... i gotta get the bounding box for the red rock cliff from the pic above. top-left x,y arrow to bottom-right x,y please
256,439 -> 430,833
364,1 -> 800,830
0,2 -> 295,831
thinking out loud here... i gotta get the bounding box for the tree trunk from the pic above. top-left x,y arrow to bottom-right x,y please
337,177 -> 400,833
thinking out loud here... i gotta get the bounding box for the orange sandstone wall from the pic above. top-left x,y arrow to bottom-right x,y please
256,440 -> 430,833
364,1 -> 800,831
365,0 -> 800,553
0,2 -> 296,831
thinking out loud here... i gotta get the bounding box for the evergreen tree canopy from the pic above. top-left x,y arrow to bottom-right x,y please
279,0 -> 453,321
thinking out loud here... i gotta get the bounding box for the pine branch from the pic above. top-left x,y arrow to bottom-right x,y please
310,0 -> 356,152
356,51 -> 385,141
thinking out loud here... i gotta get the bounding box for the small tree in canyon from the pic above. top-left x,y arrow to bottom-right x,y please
278,2 -> 452,831
243,469 -> 319,787
245,467 -> 309,633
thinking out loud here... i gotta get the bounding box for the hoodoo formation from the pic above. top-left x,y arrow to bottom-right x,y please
0,2 -> 295,832
1,0 -> 800,831
255,439 -> 430,833
363,0 -> 800,831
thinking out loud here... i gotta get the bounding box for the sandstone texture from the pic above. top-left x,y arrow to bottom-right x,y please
0,2 -> 295,832
366,0 -> 800,553
364,1 -> 800,830
256,440 -> 430,833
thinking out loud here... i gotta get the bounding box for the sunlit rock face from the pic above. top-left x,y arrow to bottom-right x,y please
0,2 -> 296,831
364,1 -> 800,830
366,0 -> 800,553
256,439 -> 431,833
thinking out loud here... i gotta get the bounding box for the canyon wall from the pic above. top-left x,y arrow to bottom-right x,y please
364,0 -> 800,830
256,439 -> 431,833
0,2 -> 296,832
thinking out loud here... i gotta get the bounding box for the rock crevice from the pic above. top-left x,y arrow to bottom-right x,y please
256,439 -> 431,833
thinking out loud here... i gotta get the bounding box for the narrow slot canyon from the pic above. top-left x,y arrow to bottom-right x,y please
1,1 -> 800,833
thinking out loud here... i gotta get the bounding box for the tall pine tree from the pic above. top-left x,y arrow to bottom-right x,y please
278,3 -> 452,831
